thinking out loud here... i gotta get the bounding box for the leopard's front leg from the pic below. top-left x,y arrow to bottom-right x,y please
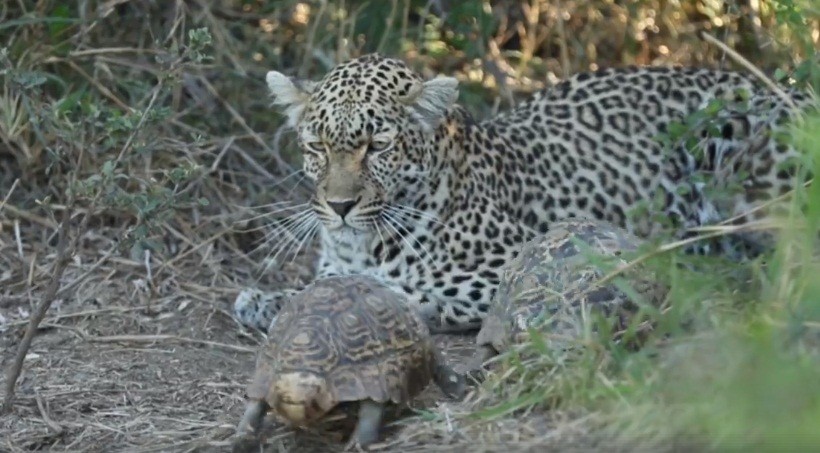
233,251 -> 343,332
233,287 -> 302,332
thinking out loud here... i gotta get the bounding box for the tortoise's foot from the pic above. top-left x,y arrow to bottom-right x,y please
236,400 -> 268,436
231,432 -> 262,453
343,440 -> 370,452
465,356 -> 489,384
232,400 -> 269,452
345,399 -> 384,450
466,367 -> 486,384
464,345 -> 499,384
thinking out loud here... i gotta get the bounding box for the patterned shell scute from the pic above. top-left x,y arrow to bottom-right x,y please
478,218 -> 664,351
250,275 -> 435,406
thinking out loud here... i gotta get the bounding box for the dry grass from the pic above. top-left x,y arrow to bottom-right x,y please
1,221 -> 250,452
0,217 -> 467,452
1,193 -> 585,451
0,216 -> 600,451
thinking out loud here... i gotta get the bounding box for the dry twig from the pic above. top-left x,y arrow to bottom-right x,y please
699,31 -> 799,111
0,178 -> 19,215
2,74 -> 167,413
35,392 -> 64,435
2,206 -> 75,413
82,333 -> 256,354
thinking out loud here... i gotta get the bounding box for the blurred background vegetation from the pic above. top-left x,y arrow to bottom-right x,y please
2,1 -> 818,204
1,1 -> 819,451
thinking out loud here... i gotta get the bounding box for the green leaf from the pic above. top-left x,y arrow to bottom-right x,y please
0,16 -> 81,32
102,160 -> 115,178
48,4 -> 73,39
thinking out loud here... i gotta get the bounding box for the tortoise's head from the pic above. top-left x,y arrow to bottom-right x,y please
270,372 -> 334,426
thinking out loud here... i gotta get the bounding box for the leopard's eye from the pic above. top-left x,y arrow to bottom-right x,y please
303,141 -> 325,154
368,137 -> 394,154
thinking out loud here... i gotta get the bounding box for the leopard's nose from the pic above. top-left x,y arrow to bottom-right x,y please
327,199 -> 358,218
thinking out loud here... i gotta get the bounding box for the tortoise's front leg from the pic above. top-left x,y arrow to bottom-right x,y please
464,344 -> 499,383
234,288 -> 301,332
236,400 -> 269,435
349,399 -> 385,448
233,400 -> 270,452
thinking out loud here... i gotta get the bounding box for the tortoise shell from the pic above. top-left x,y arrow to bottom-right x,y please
246,275 -> 439,426
476,218 -> 667,354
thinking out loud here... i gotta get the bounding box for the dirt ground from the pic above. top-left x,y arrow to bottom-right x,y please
2,226 -> 593,453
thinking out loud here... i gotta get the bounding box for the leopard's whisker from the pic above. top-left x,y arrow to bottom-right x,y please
290,222 -> 321,266
241,199 -> 301,211
381,210 -> 437,275
399,168 -> 430,177
372,217 -> 388,266
255,225 -> 308,271
263,211 -> 319,267
249,209 -> 314,259
261,169 -> 306,193
386,204 -> 458,236
259,209 -> 313,245
284,216 -> 320,266
239,202 -> 313,227
380,215 -> 431,276
286,171 -> 311,196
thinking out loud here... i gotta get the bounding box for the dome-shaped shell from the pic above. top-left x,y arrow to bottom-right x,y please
246,275 -> 438,413
477,218 -> 666,354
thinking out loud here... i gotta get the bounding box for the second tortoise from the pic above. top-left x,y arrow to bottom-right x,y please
472,218 -> 668,370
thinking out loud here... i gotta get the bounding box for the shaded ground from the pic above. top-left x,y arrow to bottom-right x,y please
3,226 -> 577,453
0,219 -> 614,453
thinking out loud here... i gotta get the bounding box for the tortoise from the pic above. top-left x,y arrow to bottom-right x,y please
234,275 -> 465,449
470,218 -> 668,372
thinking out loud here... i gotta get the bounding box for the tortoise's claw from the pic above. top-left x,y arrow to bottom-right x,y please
231,432 -> 262,453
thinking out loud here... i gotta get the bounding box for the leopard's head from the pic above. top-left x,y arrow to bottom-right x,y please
265,54 -> 458,236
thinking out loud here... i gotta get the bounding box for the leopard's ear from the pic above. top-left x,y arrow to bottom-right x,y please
399,76 -> 459,130
265,71 -> 318,127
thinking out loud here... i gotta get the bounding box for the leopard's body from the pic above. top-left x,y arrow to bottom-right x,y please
235,54 -> 814,333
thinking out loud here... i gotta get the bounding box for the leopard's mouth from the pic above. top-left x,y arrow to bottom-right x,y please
322,219 -> 368,232
318,205 -> 382,235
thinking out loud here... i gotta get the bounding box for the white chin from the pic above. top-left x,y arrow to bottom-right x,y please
325,224 -> 366,238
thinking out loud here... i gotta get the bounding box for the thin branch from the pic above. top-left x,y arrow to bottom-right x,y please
83,334 -> 256,354
196,75 -> 293,174
64,59 -> 132,112
594,220 -> 778,289
0,204 -> 58,229
2,205 -> 74,414
2,302 -> 174,329
715,180 -> 813,226
55,245 -> 118,298
376,0 -> 399,54
699,31 -> 799,111
0,178 -> 20,215
2,71 -> 168,414
68,47 -> 164,57
299,0 -> 328,78
35,392 -> 64,434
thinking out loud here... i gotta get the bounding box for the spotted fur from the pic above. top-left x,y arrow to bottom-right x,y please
235,54 -> 815,333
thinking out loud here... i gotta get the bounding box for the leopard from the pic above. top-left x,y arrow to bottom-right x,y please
234,53 -> 815,334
